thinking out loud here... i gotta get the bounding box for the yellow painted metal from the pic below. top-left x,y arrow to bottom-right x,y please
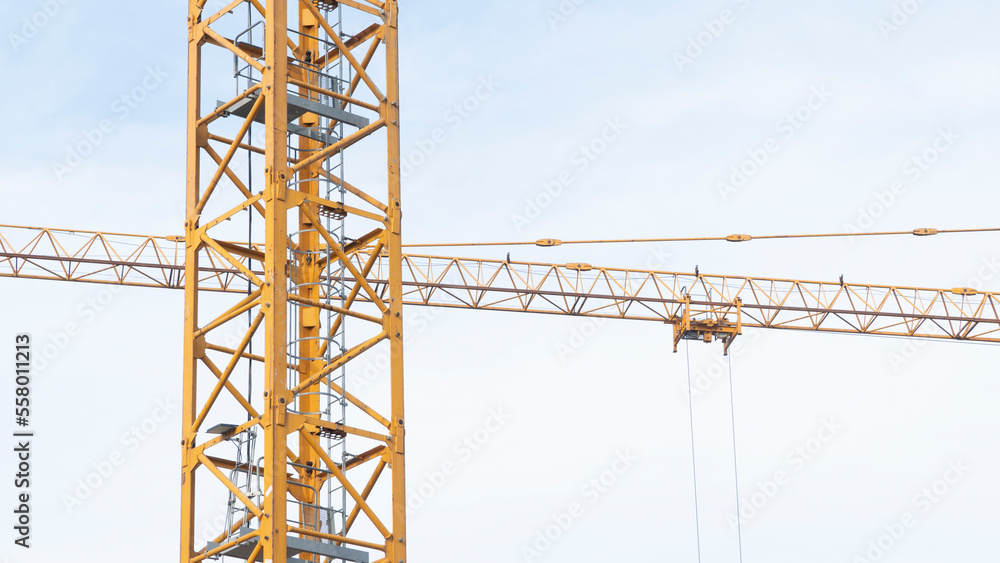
295,4 -> 324,555
0,2 -> 995,558
177,1 -> 402,561
3,223 -> 1000,345
671,296 -> 742,354
181,3 -> 202,561
383,3 -> 408,560
403,226 -> 1000,248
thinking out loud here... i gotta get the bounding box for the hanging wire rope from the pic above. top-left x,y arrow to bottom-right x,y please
727,354 -> 744,563
685,341 -> 703,563
401,226 -> 1000,249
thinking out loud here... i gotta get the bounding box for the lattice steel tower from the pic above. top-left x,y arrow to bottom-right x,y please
182,1 -> 404,561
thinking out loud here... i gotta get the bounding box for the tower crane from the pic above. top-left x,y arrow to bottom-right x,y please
2,2 -> 997,562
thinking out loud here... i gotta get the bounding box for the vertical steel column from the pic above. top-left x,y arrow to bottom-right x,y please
296,4 -> 323,549
383,2 -> 407,561
181,1 -> 201,561
262,0 -> 290,561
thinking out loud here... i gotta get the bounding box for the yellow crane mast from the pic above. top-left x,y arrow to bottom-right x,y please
183,1 -> 403,561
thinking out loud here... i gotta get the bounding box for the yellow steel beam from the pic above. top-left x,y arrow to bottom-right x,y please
192,312 -> 264,433
259,0 -> 290,559
181,2 -> 202,560
294,6 -> 325,543
199,355 -> 261,421
382,5 -> 408,560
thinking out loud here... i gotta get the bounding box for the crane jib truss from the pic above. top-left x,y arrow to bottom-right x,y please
2,223 -> 999,349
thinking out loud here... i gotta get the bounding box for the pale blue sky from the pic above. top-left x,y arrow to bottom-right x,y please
1,1 -> 999,562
